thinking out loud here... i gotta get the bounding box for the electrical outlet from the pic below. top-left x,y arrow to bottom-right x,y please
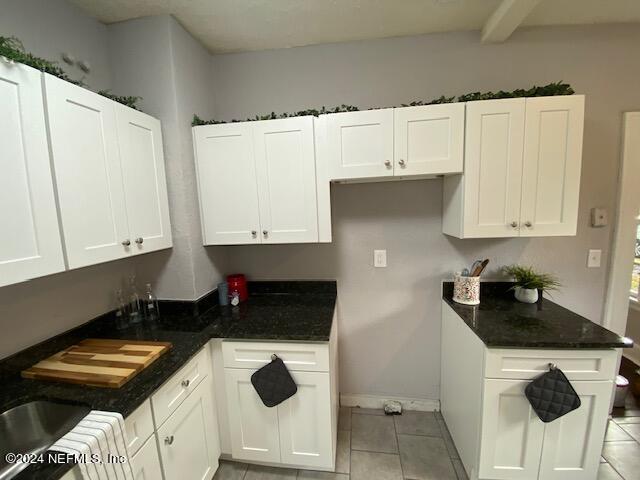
590,208 -> 608,227
587,249 -> 602,268
374,250 -> 387,268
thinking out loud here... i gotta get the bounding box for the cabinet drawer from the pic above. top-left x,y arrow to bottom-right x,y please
125,399 -> 155,456
484,349 -> 618,381
152,347 -> 210,427
222,341 -> 329,372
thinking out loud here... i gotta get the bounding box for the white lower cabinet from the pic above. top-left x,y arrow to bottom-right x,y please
278,371 -> 333,468
157,376 -> 220,480
479,379 -> 545,480
441,301 -> 617,480
222,333 -> 338,470
225,368 -> 282,463
537,380 -> 612,480
132,436 -> 164,480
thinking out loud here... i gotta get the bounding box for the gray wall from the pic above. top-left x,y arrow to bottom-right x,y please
0,0 -> 111,91
213,25 -> 640,401
108,15 -> 227,301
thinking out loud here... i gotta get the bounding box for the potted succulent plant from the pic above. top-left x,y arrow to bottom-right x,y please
503,265 -> 561,303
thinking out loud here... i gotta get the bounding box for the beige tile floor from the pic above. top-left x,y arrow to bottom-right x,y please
214,402 -> 640,480
215,407 -> 467,480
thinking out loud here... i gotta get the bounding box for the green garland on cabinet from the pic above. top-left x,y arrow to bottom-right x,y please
192,81 -> 574,127
0,36 -> 141,110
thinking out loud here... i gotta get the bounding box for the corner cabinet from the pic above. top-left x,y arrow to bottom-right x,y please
324,103 -> 464,181
443,95 -> 585,238
45,74 -> 172,269
221,318 -> 339,470
193,116 -> 331,245
0,62 -> 65,287
441,301 -> 615,480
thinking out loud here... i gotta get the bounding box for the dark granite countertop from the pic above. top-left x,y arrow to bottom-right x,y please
443,282 -> 632,349
2,281 -> 336,480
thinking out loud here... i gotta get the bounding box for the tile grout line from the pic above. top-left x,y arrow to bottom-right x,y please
392,413 -> 407,480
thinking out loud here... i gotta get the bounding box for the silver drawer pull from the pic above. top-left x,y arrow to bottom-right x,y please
164,435 -> 174,445
181,379 -> 190,388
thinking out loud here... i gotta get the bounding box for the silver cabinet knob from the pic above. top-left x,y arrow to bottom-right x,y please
251,230 -> 257,237
135,237 -> 144,245
524,221 -> 532,228
121,239 -> 131,246
510,221 -> 518,228
181,379 -> 190,388
384,160 -> 391,168
398,159 -> 406,167
164,435 -> 174,445
263,230 -> 268,236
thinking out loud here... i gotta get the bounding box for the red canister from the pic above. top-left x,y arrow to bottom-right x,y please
227,274 -> 248,302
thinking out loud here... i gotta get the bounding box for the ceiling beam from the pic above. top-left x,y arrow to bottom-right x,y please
481,0 -> 543,43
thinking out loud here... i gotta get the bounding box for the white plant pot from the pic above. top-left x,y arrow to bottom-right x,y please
514,286 -> 539,304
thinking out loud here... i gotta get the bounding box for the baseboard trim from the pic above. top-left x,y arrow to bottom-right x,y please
340,393 -> 440,412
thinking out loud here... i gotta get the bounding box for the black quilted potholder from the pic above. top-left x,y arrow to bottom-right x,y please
525,365 -> 581,423
251,355 -> 298,407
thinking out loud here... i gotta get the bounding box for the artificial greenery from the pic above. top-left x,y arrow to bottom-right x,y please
192,81 -> 574,126
0,36 -> 81,85
1,35 -> 142,110
98,90 -> 142,111
503,265 -> 561,292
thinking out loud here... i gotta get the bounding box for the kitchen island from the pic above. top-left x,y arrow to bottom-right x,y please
441,282 -> 631,480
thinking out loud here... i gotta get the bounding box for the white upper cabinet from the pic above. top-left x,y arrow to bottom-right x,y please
116,105 -> 172,252
519,96 -> 585,237
193,116 -> 328,246
253,117 -> 319,243
45,74 -> 131,269
326,108 -> 394,180
0,62 -> 65,287
45,74 -> 172,269
394,103 -> 464,176
443,95 -> 585,238
193,123 -> 261,245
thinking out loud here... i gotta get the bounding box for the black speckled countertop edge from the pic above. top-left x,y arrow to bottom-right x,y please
442,281 -> 632,349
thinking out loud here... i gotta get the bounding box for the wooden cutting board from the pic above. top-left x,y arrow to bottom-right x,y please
22,338 -> 172,388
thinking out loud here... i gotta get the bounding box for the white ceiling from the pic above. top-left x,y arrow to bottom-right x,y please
68,0 -> 640,54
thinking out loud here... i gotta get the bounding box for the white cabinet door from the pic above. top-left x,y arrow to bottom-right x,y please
326,109 -> 394,180
278,371 -> 333,469
519,95 -> 585,237
0,63 -> 65,287
131,435 -> 163,480
538,380 -> 612,480
394,103 -> 464,176
462,99 -> 526,238
45,74 -> 130,268
157,377 -> 220,480
193,123 -> 261,245
479,379 -> 544,480
116,105 -> 172,253
224,368 -> 280,463
253,117 -> 319,243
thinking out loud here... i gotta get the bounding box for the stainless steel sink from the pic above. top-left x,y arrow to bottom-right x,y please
0,401 -> 90,480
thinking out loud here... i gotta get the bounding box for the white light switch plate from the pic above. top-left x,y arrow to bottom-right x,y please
374,250 -> 387,268
587,249 -> 602,268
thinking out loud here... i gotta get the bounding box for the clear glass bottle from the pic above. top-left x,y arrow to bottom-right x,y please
143,283 -> 160,322
128,275 -> 142,324
114,289 -> 129,330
